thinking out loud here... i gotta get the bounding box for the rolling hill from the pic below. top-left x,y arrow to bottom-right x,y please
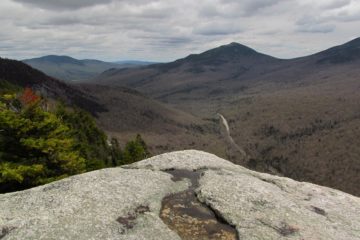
0,57 -> 106,114
93,38 -> 360,196
114,60 -> 158,65
0,57 -> 226,158
22,55 -> 154,82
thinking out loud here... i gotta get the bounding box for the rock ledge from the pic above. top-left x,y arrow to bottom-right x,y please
1,150 -> 359,240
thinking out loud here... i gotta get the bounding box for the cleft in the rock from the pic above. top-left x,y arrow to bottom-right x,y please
160,169 -> 238,240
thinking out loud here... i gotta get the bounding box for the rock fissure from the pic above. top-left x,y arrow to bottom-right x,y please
0,226 -> 16,239
160,169 -> 238,240
311,206 -> 327,216
258,219 -> 300,237
258,177 -> 289,192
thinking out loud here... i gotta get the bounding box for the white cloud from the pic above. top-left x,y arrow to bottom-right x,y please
0,0 -> 359,61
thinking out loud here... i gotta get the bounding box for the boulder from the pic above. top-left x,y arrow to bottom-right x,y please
1,150 -> 359,240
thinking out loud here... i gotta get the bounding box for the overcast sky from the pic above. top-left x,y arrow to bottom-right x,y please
0,0 -> 359,62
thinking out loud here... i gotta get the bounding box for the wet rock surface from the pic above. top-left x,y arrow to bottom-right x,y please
160,170 -> 237,240
1,150 -> 360,240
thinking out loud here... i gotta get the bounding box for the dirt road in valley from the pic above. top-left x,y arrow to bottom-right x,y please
217,113 -> 247,160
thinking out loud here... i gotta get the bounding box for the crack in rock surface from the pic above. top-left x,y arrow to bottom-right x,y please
160,169 -> 238,240
0,226 -> 16,239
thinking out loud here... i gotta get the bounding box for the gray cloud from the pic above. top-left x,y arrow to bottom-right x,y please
43,16 -> 83,26
322,0 -> 351,9
199,0 -> 284,18
240,0 -> 282,14
193,22 -> 243,36
336,13 -> 360,22
296,24 -> 336,33
12,0 -> 113,10
141,36 -> 193,47
0,0 -> 359,61
295,15 -> 336,33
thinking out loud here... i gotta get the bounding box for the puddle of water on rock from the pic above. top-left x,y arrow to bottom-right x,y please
160,169 -> 238,240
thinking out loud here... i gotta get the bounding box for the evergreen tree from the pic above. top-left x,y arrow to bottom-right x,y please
0,87 -> 151,193
55,104 -> 110,170
122,134 -> 150,165
136,134 -> 150,158
0,90 -> 85,193
110,138 -> 122,166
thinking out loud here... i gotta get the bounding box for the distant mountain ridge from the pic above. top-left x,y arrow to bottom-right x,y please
26,55 -> 85,65
93,41 -> 286,100
93,37 -> 360,196
0,57 -> 106,114
95,38 -> 360,101
22,55 -> 155,82
114,60 -> 158,65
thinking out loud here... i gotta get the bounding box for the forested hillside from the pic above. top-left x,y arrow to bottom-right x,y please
0,85 -> 150,193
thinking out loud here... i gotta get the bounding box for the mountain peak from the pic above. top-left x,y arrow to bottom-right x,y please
152,42 -> 276,72
180,42 -> 270,66
225,42 -> 244,48
213,42 -> 258,55
225,42 -> 250,48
